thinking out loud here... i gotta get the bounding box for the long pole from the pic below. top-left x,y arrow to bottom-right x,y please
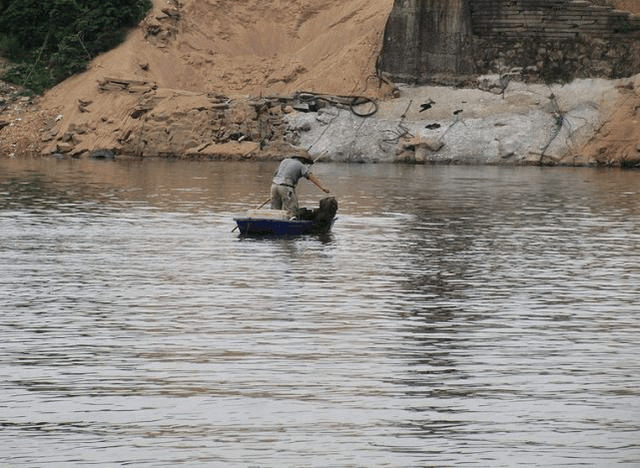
232,197 -> 271,232
255,197 -> 271,210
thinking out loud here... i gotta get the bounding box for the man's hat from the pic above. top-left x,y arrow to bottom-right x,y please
291,154 -> 314,164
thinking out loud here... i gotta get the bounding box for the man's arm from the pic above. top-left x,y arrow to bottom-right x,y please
308,173 -> 330,193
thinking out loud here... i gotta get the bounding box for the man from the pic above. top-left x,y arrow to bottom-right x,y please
271,154 -> 330,213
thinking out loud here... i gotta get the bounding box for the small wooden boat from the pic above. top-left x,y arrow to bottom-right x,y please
234,197 -> 338,236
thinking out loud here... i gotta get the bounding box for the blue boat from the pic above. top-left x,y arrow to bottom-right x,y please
234,216 -> 316,236
234,197 -> 337,236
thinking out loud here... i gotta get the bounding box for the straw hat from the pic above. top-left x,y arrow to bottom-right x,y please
291,154 -> 314,164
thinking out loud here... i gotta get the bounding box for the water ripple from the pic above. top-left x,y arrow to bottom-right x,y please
1,160 -> 639,467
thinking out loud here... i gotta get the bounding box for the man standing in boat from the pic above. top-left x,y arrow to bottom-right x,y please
271,154 -> 330,213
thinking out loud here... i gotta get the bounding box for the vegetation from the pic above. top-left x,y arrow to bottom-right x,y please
0,0 -> 152,94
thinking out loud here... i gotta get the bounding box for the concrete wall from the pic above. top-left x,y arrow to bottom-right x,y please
379,0 -> 640,83
378,0 -> 475,82
471,0 -> 640,39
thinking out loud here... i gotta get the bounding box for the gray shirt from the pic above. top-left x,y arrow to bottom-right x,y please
272,158 -> 309,187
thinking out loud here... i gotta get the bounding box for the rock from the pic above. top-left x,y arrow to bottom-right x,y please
55,142 -> 76,153
185,141 -> 259,159
89,149 -> 116,160
395,150 -> 415,163
422,138 -> 445,152
78,98 -> 92,112
62,132 -> 81,145
403,136 -> 444,153
41,131 -> 57,142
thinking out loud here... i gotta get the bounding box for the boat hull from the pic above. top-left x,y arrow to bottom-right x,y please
233,217 -> 317,236
234,196 -> 337,236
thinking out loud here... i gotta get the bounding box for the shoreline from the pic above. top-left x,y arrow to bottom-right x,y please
2,74 -> 640,168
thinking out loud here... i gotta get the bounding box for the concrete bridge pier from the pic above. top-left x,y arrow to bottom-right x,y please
379,0 -> 475,83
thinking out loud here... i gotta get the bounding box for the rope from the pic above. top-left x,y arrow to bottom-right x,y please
21,31 -> 50,89
294,91 -> 378,118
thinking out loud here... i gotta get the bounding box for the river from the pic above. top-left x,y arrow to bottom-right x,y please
1,158 -> 639,467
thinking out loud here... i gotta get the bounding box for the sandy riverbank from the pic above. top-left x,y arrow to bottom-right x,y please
1,0 -> 640,166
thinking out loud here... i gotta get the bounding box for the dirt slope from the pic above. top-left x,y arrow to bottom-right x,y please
46,0 -> 393,98
20,0 -> 394,158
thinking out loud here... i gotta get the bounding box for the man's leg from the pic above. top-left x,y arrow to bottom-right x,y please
282,187 -> 299,214
270,184 -> 282,209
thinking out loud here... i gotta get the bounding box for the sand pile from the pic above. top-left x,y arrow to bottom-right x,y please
56,0 -> 393,97
16,0 -> 394,159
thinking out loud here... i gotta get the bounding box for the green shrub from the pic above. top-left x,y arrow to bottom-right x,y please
2,62 -> 55,95
0,0 -> 152,93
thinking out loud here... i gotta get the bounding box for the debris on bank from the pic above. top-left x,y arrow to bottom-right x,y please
286,74 -> 640,167
2,74 -> 640,167
0,80 -> 46,158
36,78 -> 312,160
5,76 -> 382,161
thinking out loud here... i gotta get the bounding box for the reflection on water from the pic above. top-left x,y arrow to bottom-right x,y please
1,158 -> 640,467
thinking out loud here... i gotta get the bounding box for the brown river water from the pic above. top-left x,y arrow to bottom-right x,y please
1,158 -> 639,467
